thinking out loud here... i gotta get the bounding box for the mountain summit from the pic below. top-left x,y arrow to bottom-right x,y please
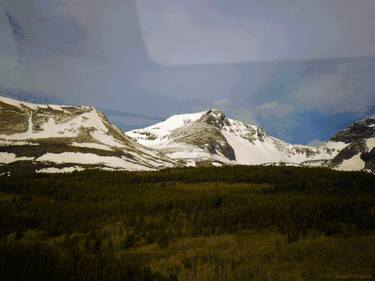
126,109 -> 344,167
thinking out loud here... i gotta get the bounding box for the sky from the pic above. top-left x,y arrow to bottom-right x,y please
0,0 -> 374,144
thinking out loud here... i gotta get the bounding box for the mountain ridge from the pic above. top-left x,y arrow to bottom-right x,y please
0,96 -> 175,173
1,95 -> 374,173
126,108 -> 346,168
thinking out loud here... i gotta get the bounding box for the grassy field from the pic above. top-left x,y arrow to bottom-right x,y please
0,166 -> 375,281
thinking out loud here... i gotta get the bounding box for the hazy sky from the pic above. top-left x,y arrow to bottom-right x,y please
0,0 -> 374,144
137,0 -> 375,65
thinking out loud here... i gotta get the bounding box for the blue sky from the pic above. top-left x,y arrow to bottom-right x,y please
0,0 -> 374,144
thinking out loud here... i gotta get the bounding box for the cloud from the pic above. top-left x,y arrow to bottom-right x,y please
291,72 -> 375,113
134,64 -> 242,100
307,139 -> 325,147
135,0 -> 290,65
212,99 -> 232,109
255,102 -> 293,119
231,109 -> 258,125
136,0 -> 375,65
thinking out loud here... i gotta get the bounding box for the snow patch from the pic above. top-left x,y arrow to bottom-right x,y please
127,111 -> 205,146
0,96 -> 76,111
335,153 -> 365,171
36,152 -> 153,171
0,139 -> 37,146
36,166 -> 85,174
366,138 -> 375,150
0,152 -> 34,164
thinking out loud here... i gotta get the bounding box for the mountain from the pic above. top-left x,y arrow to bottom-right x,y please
0,96 -> 175,173
2,96 -> 374,174
328,117 -> 375,172
126,109 -> 346,168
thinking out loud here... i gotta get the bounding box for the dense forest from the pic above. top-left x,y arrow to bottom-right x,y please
1,166 -> 375,281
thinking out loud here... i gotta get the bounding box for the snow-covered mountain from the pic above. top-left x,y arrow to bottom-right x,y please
328,117 -> 375,172
1,95 -> 374,174
0,96 -> 175,173
126,109 -> 346,168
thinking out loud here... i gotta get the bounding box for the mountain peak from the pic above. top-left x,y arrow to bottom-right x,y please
331,118 -> 375,143
199,108 -> 227,128
206,108 -> 225,117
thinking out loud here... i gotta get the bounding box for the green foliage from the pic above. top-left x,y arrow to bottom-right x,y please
0,240 -> 166,281
0,166 -> 375,280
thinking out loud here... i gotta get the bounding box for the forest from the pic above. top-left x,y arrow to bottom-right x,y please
1,166 -> 375,281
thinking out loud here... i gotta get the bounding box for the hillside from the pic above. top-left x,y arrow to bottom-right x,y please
0,96 -> 174,173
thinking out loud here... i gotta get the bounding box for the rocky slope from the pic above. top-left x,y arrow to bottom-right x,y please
328,117 -> 375,172
126,109 -> 346,168
0,96 -> 175,173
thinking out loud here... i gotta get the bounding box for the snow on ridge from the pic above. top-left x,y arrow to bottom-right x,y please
0,152 -> 34,164
0,96 -> 103,141
0,140 -> 38,146
36,152 -> 153,171
0,96 -> 176,171
128,111 -> 206,136
0,105 -> 124,148
126,108 -> 347,167
126,108 -> 259,143
0,95 -> 91,111
1,96 -> 371,172
126,111 -> 207,147
222,118 -> 310,164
